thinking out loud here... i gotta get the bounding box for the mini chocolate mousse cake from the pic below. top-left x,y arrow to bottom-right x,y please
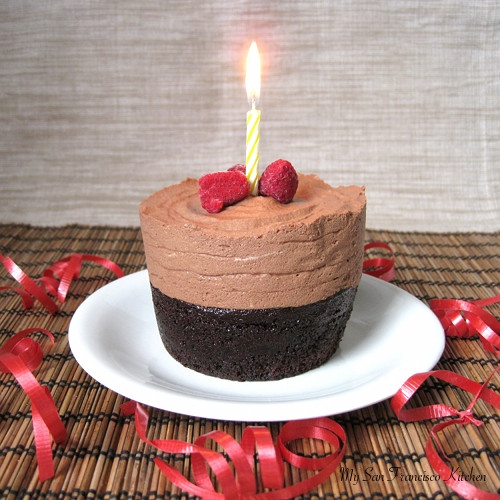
139,174 -> 366,381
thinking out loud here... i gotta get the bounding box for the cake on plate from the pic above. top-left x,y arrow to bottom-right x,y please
139,168 -> 366,381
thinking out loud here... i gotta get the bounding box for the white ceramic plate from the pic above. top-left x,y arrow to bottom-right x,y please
68,270 -> 444,421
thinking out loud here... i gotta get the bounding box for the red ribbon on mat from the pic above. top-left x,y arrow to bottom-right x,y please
0,253 -> 124,313
121,401 -> 346,499
392,367 -> 500,500
363,242 -> 395,281
0,255 -> 58,314
0,329 -> 68,481
430,296 -> 500,354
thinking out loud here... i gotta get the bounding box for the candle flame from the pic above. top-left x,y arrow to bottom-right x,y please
246,41 -> 260,106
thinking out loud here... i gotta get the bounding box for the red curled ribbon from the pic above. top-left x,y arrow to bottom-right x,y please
391,367 -> 500,500
0,252 -> 124,313
0,329 -> 68,481
430,296 -> 500,354
363,242 -> 395,281
121,401 -> 346,499
0,254 -> 59,314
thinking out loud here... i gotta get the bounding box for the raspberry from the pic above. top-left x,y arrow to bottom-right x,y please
198,171 -> 249,213
258,159 -> 298,203
227,163 -> 246,174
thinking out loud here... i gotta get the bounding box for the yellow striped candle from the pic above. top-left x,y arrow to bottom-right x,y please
245,41 -> 261,195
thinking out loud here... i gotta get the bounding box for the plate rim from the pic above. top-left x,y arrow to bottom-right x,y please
69,270 -> 445,421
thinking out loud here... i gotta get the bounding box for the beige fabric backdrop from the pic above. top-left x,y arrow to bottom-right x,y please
1,1 -> 499,231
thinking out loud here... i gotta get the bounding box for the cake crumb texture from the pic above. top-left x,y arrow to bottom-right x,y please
151,284 -> 357,381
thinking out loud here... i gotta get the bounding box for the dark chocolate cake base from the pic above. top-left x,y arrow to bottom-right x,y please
151,285 -> 357,381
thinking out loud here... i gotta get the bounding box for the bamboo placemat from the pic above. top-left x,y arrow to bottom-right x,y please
0,224 -> 498,499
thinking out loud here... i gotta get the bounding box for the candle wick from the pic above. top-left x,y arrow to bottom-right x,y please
251,97 -> 256,110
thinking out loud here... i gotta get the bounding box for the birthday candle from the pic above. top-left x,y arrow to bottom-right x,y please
245,42 -> 261,195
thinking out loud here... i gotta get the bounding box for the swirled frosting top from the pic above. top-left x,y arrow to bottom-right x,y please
140,174 -> 366,309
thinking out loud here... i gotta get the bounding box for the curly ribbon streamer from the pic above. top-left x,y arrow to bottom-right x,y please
121,401 -> 346,499
430,296 -> 500,354
391,367 -> 500,500
0,329 -> 68,481
363,242 -> 395,281
0,254 -> 59,313
0,252 -> 124,313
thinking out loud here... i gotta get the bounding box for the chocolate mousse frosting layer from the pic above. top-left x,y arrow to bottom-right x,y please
140,174 -> 366,310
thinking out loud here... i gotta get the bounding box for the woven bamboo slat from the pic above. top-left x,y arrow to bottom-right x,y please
0,224 -> 498,499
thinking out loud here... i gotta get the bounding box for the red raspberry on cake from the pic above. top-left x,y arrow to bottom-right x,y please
198,170 -> 249,213
227,163 -> 246,174
258,159 -> 298,204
